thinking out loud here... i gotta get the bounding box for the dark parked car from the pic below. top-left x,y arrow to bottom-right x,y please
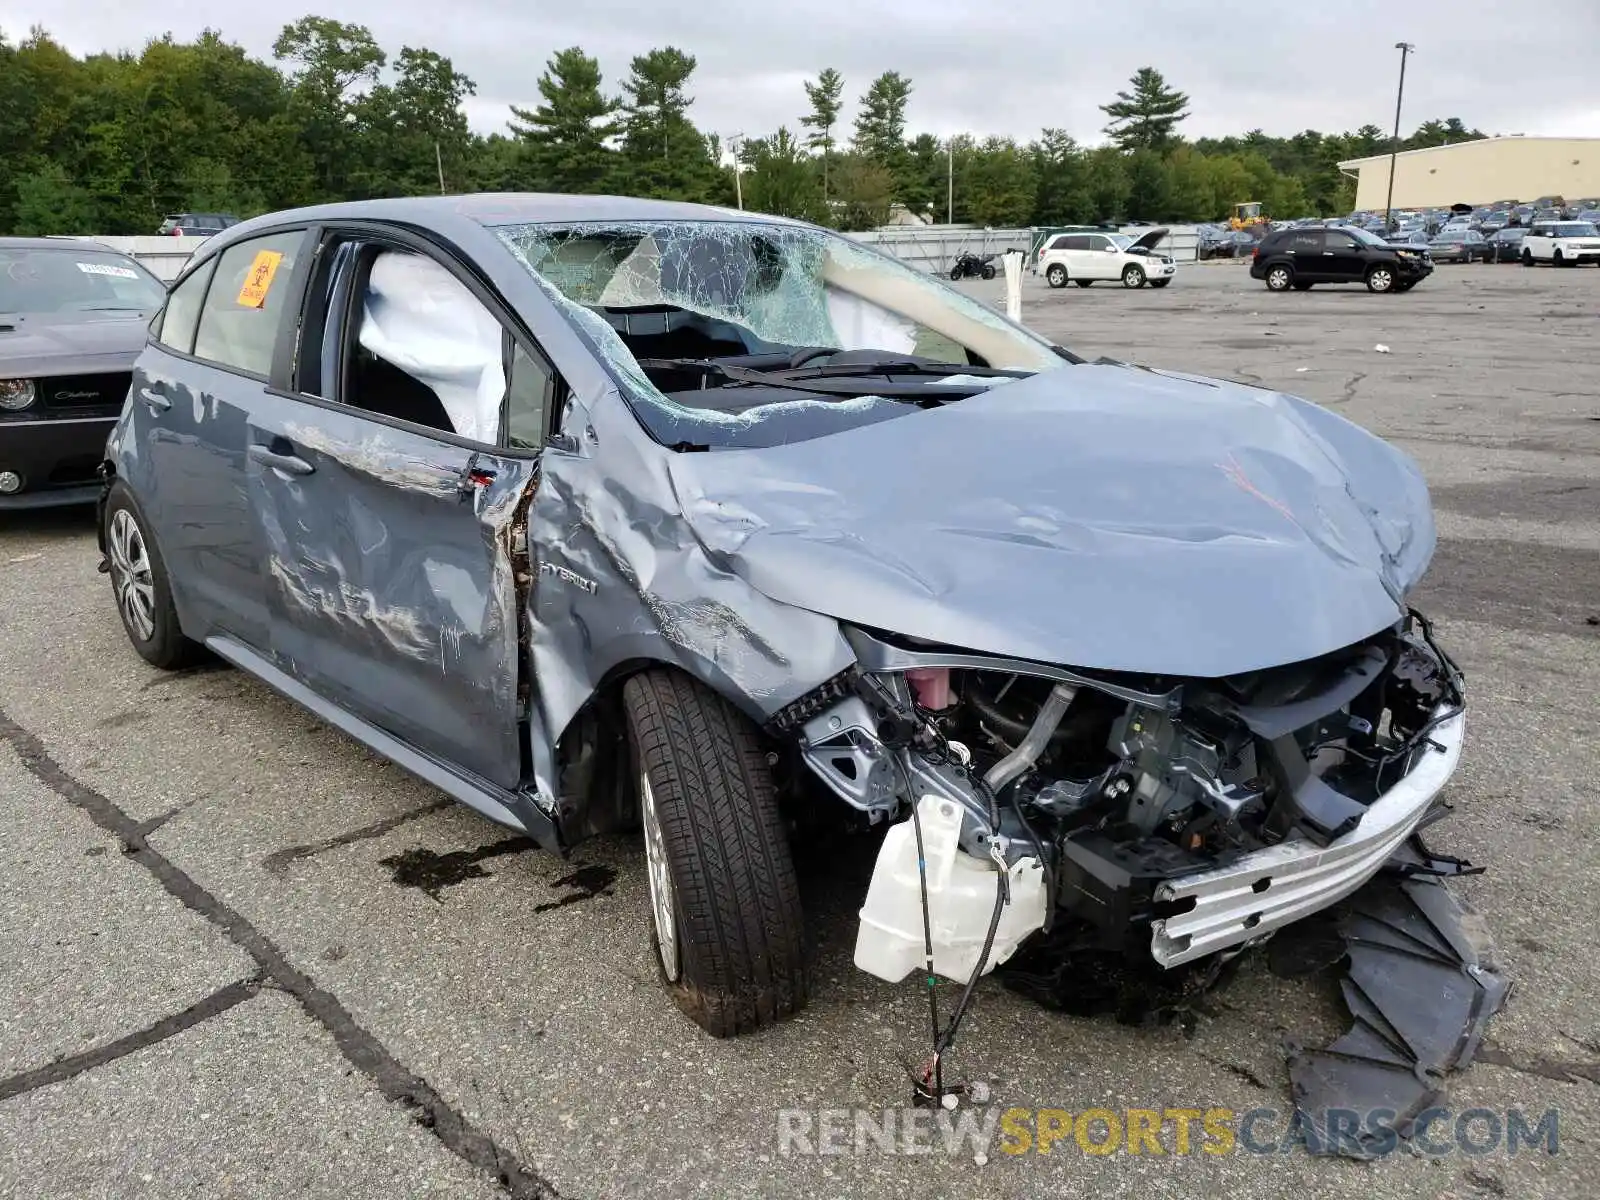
1251,225 -> 1433,292
1428,228 -> 1490,263
98,195 -> 1467,1042
1486,227 -> 1526,262
1476,210 -> 1511,235
1386,230 -> 1431,249
0,238 -> 167,508
156,213 -> 240,238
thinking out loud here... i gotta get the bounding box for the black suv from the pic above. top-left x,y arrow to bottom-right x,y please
1250,225 -> 1433,293
155,212 -> 239,237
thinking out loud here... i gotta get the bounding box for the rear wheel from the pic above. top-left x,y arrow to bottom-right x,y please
1045,263 -> 1067,288
1265,264 -> 1293,291
1121,264 -> 1146,288
980,263 -> 997,280
622,668 -> 809,1038
103,482 -> 203,671
1366,265 -> 1396,293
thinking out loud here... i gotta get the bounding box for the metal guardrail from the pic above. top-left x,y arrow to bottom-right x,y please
83,225 -> 1206,286
852,225 -> 1201,270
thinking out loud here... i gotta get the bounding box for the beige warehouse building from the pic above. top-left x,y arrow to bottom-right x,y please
1339,137 -> 1600,210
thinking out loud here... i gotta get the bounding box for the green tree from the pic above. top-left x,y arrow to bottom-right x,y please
617,47 -> 718,200
831,153 -> 894,230
1125,149 -> 1172,220
800,67 -> 844,200
1084,146 -> 1131,222
357,47 -> 477,195
1100,67 -> 1190,152
743,127 -> 827,222
1031,130 -> 1094,224
851,71 -> 912,183
272,17 -> 387,200
12,161 -> 98,234
508,47 -> 619,193
960,138 -> 1035,227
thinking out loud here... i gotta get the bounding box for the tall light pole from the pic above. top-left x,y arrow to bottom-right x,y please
728,132 -> 745,211
1384,43 -> 1415,231
947,138 -> 954,225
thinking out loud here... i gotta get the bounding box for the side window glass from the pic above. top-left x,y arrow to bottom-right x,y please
155,258 -> 215,354
505,341 -> 554,449
1062,236 -> 1089,251
193,231 -> 303,378
346,249 -> 505,443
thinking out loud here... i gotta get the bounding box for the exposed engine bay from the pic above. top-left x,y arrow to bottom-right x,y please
770,609 -> 1465,977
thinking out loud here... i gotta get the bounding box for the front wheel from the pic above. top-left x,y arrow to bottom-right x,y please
103,481 -> 204,670
949,266 -> 963,280
1045,264 -> 1067,288
1555,251 -> 1570,268
1264,264 -> 1293,291
1121,264 -> 1146,288
622,668 -> 809,1038
1522,249 -> 1534,266
1148,278 -> 1171,288
1366,265 -> 1396,293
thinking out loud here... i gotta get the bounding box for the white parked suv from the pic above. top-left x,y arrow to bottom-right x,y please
1521,219 -> 1600,266
1038,228 -> 1177,289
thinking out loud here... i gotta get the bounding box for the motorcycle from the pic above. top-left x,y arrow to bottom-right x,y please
949,252 -> 997,281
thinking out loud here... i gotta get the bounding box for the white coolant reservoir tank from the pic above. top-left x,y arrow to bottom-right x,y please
854,795 -> 1047,983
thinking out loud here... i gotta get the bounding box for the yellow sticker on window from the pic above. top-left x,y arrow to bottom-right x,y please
235,250 -> 284,309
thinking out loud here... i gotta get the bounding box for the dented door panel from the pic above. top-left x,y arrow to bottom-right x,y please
249,397 -> 535,792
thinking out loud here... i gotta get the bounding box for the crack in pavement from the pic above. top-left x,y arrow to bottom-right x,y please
0,705 -> 561,1200
0,976 -> 263,1102
1476,1046 -> 1600,1087
262,799 -> 453,875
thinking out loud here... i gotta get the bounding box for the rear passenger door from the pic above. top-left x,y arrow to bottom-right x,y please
125,227 -> 309,651
246,225 -> 557,793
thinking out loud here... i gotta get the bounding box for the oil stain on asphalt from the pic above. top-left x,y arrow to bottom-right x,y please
379,837 -> 536,901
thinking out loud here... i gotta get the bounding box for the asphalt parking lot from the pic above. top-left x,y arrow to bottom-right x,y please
2,262 -> 1597,1199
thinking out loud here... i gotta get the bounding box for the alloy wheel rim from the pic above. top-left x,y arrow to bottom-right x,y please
1373,269 -> 1393,290
108,509 -> 156,641
639,770 -> 680,981
1270,268 -> 1289,288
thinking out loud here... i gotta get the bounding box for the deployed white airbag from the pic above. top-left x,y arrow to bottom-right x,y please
359,252 -> 504,443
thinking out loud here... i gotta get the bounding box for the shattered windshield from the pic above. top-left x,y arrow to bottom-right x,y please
494,219 -> 1065,450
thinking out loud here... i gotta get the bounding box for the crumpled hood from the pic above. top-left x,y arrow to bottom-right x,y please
668,364 -> 1435,678
0,311 -> 153,377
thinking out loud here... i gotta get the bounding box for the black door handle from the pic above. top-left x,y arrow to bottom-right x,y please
248,443 -> 315,476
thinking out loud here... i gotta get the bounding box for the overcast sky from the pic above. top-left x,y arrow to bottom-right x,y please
6,0 -> 1597,146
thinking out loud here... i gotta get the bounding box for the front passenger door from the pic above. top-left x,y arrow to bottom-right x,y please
1320,231 -> 1366,282
248,231 -> 555,792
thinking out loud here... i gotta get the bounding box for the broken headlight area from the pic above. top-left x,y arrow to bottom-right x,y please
774,610 -> 1466,979
772,611 -> 1499,1153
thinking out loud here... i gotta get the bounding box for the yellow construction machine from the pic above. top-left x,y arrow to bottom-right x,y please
1227,201 -> 1267,230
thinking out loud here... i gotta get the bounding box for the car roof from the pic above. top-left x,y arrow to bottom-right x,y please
0,236 -> 121,252
211,193 -> 795,252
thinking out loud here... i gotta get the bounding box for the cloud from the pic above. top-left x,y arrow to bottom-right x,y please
9,0 -> 1597,145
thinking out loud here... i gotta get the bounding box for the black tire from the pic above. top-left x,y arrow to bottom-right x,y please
1045,264 -> 1067,288
622,668 -> 809,1038
1522,249 -> 1534,266
949,266 -> 963,281
1555,250 -> 1570,268
1148,278 -> 1171,288
1121,264 -> 1146,288
103,480 -> 204,670
1074,279 -> 1093,288
1292,281 -> 1314,291
980,264 -> 996,280
1264,264 -> 1293,291
1366,264 -> 1396,293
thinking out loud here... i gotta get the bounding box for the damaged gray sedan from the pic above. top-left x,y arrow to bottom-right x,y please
99,195 -> 1468,1043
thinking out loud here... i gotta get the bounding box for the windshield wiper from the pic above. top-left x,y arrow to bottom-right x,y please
634,357 -> 1010,401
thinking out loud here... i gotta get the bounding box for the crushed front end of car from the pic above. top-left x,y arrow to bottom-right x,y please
768,615 -> 1464,979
